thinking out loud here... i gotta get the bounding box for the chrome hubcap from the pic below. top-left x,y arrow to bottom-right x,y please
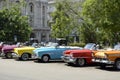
78,58 -> 85,66
43,56 -> 49,62
22,54 -> 29,60
7,53 -> 12,58
116,61 -> 120,69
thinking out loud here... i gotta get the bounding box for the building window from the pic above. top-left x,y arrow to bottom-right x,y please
29,3 -> 34,13
43,5 -> 45,15
29,3 -> 34,27
42,5 -> 45,27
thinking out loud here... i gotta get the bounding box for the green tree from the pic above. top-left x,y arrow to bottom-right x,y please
82,0 -> 120,31
82,0 -> 120,44
51,0 -> 84,42
80,22 -> 98,43
51,0 -> 71,38
0,1 -> 32,42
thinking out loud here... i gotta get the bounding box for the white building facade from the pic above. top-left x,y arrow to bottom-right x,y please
0,0 -> 50,42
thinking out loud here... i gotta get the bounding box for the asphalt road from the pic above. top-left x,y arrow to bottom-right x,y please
0,58 -> 120,80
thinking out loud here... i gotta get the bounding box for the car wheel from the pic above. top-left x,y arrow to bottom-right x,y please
100,64 -> 106,69
41,55 -> 50,63
21,53 -> 29,61
5,52 -> 12,59
114,59 -> 120,70
76,58 -> 86,67
67,63 -> 73,66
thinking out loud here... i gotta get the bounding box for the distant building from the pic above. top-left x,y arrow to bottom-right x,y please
0,0 -> 50,42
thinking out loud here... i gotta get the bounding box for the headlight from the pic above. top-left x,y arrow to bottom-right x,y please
104,53 -> 108,58
70,53 -> 73,58
14,49 -> 18,54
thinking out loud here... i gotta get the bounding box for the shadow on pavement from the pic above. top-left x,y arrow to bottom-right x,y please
95,66 -> 120,72
64,63 -> 98,68
34,60 -> 64,63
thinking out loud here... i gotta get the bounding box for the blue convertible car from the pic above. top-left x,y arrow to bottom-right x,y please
33,42 -> 81,62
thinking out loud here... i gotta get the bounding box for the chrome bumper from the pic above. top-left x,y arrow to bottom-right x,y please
32,54 -> 40,59
92,58 -> 114,64
61,56 -> 76,63
12,53 -> 20,58
1,53 -> 5,57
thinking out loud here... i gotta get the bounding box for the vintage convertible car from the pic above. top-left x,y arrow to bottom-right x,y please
33,42 -> 81,62
1,43 -> 21,58
12,46 -> 35,61
92,44 -> 120,70
12,43 -> 40,60
61,43 -> 99,66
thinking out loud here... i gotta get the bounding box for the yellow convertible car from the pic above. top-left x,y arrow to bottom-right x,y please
12,46 -> 35,61
12,43 -> 39,60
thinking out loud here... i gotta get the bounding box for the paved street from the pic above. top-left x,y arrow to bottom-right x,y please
0,58 -> 119,80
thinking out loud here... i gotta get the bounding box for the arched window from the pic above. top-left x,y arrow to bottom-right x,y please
29,3 -> 34,13
29,3 -> 34,27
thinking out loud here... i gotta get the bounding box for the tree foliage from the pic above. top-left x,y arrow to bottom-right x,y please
51,0 -> 71,38
51,0 -> 83,39
0,1 -> 32,42
82,0 -> 120,44
82,0 -> 120,32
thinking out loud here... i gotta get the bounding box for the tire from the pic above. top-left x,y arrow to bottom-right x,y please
37,59 -> 41,62
21,53 -> 29,61
67,63 -> 73,66
41,55 -> 50,63
76,58 -> 86,67
114,59 -> 120,70
5,52 -> 12,59
100,64 -> 106,69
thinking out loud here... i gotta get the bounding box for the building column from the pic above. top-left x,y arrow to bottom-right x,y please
46,32 -> 50,42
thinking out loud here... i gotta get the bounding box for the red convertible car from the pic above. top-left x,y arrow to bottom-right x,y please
62,43 -> 99,66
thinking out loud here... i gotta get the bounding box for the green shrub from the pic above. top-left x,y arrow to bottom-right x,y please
69,42 -> 85,47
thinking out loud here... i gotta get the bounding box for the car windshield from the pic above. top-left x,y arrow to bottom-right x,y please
46,42 -> 58,47
114,44 -> 120,50
84,43 -> 96,50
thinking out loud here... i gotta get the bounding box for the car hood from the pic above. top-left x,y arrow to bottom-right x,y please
14,46 -> 35,50
64,49 -> 92,55
94,50 -> 120,58
2,45 -> 17,50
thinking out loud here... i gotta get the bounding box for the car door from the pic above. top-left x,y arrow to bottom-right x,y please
52,48 -> 68,60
